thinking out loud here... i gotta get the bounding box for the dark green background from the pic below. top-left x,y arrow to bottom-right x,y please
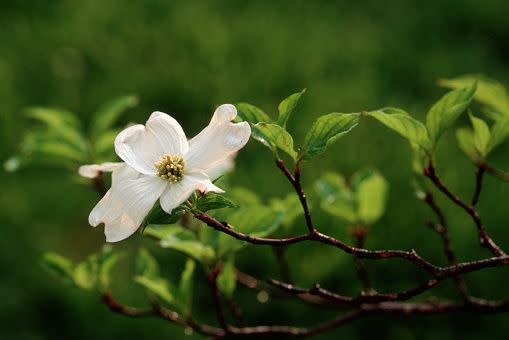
2,1 -> 509,339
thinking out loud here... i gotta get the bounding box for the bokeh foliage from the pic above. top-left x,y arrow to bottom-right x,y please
2,1 -> 509,339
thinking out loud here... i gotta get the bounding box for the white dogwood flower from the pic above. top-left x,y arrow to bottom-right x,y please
81,104 -> 250,242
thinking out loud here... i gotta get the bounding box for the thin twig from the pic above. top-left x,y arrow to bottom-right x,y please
208,266 -> 229,332
270,279 -> 440,305
92,174 -> 107,196
227,298 -> 246,327
272,246 -> 293,283
276,159 -> 316,234
484,163 -> 509,182
424,162 -> 505,256
104,291 -> 509,338
472,163 -> 487,206
194,213 -> 439,274
423,192 -> 469,299
96,154 -> 509,338
102,293 -> 225,337
350,226 -> 373,292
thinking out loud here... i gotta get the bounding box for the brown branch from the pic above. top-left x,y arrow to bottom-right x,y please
484,163 -> 509,182
227,298 -> 246,327
194,213 -> 439,274
423,192 -> 469,299
104,289 -> 509,338
219,310 -> 364,338
221,300 -> 505,337
92,174 -> 107,196
272,246 -> 293,283
471,164 -> 486,206
195,216 -> 509,279
208,266 -> 229,332
276,160 -> 316,234
424,162 -> 505,256
236,270 -> 335,307
236,270 -> 304,298
269,279 -> 440,305
101,293 -> 225,337
350,226 -> 373,292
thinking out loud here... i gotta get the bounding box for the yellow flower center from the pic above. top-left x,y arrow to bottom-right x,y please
155,154 -> 185,183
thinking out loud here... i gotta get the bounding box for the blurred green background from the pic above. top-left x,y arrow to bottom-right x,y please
2,0 -> 509,339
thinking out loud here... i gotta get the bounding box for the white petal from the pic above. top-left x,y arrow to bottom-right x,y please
89,164 -> 166,242
79,162 -> 124,178
186,104 -> 250,173
114,112 -> 188,175
205,154 -> 235,180
147,111 -> 189,155
160,172 -> 224,214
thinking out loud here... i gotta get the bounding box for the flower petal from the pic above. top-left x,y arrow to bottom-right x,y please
186,104 -> 250,173
205,154 -> 235,180
160,171 -> 224,214
114,112 -> 188,175
147,111 -> 189,156
89,164 -> 166,242
79,162 -> 124,178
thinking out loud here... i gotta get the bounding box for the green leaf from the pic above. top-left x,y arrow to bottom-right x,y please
194,192 -> 237,213
368,109 -> 431,150
469,114 -> 491,158
456,128 -> 480,162
98,246 -> 124,291
73,255 -> 99,290
27,107 -> 80,128
134,276 -> 176,305
94,128 -> 121,160
216,205 -> 283,255
269,193 -> 302,229
235,103 -> 272,123
314,173 -> 357,223
439,75 -> 509,118
41,253 -> 75,284
144,204 -> 185,227
301,113 -> 359,160
410,142 -> 429,176
226,187 -> 261,206
277,89 -> 306,128
217,257 -> 236,298
487,118 -> 509,154
24,138 -> 87,162
253,123 -> 298,160
354,170 -> 388,225
425,83 -> 477,145
133,248 -> 177,306
26,107 -> 86,151
90,95 -> 138,136
144,225 -> 215,263
178,258 -> 195,315
136,248 -> 160,278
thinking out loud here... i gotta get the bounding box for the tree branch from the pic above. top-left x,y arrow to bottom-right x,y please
92,174 -> 107,196
99,154 -> 509,338
194,212 -> 439,274
101,293 -> 225,337
272,246 -> 293,283
424,162 -> 505,256
484,163 -> 509,182
227,298 -> 246,327
208,266 -> 229,332
276,159 -> 316,234
471,163 -> 486,206
423,191 -> 469,299
349,226 -> 373,292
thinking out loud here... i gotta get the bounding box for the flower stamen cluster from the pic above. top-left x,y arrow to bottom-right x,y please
155,154 -> 184,183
